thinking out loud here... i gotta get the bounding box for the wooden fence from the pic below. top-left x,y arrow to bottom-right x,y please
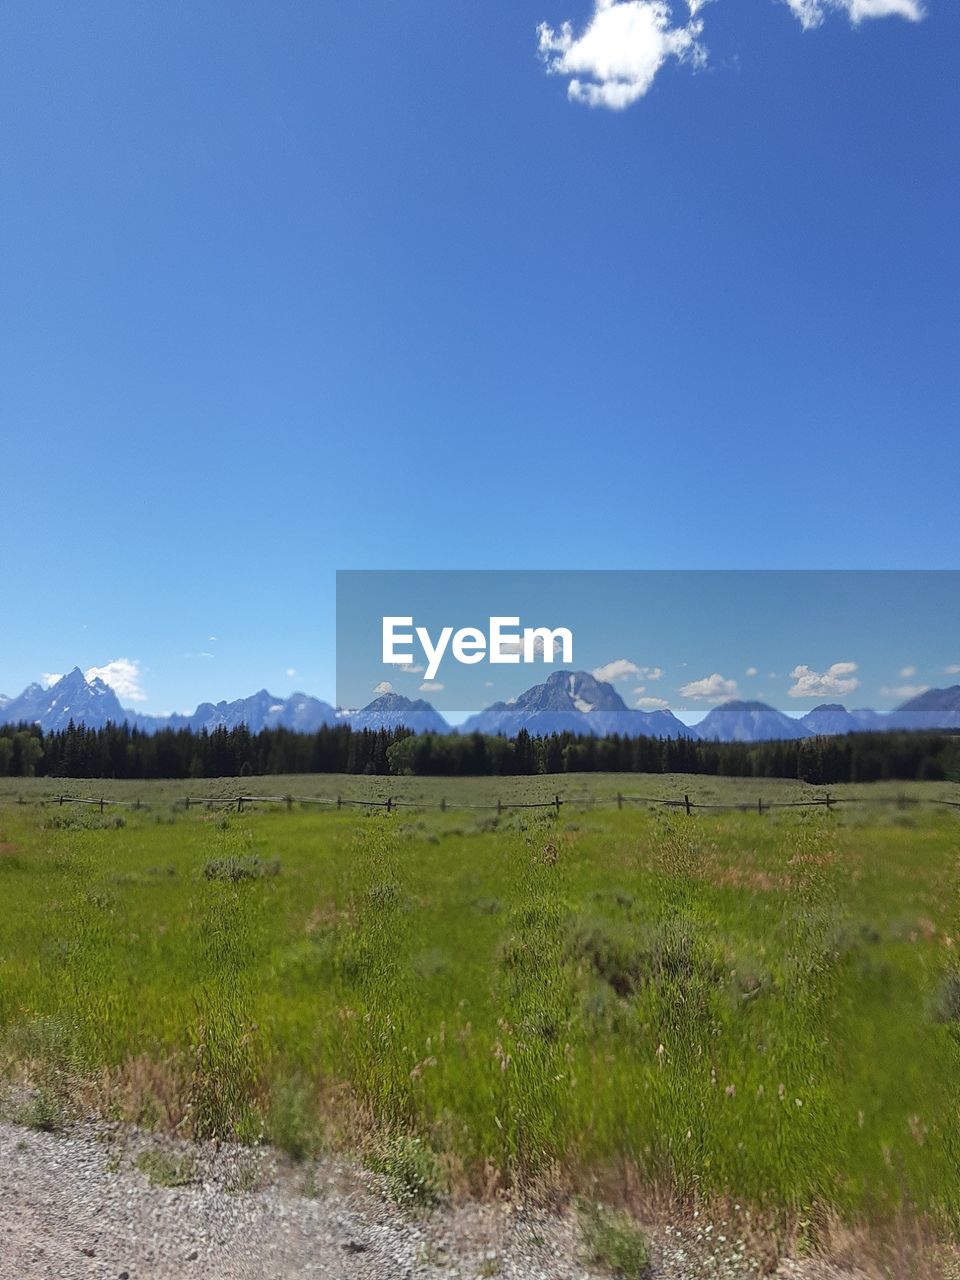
2,789 -> 958,815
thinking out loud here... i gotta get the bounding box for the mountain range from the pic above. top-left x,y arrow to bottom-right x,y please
3,667 -> 960,744
460,670 -> 695,739
0,670 -> 340,738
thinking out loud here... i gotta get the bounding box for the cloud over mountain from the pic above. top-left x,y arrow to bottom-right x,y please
787,662 -> 859,699
84,658 -> 147,703
679,672 -> 739,703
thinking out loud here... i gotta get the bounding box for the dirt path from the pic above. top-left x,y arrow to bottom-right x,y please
0,1120 -> 872,1280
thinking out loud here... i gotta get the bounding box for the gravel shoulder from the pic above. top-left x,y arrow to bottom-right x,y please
0,1119 -> 881,1280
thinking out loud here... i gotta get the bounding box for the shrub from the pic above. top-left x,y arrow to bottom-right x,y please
579,1202 -> 650,1278
19,1086 -> 64,1133
368,1134 -> 446,1210
566,916 -> 720,999
202,854 -> 280,882
268,1080 -> 316,1162
135,1149 -> 195,1187
934,969 -> 960,1024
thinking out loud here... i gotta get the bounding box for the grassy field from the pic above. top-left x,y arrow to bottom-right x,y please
1,773 -> 959,1252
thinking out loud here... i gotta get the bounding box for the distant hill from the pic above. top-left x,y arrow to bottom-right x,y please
886,686 -> 960,730
848,708 -> 889,731
146,690 -> 339,735
349,693 -> 449,734
798,703 -> 864,736
460,670 -> 697,739
694,700 -> 812,743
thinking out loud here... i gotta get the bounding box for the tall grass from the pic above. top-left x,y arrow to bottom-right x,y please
0,793 -> 958,1240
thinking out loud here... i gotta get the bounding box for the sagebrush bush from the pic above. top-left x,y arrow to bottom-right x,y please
579,1202 -> 649,1277
368,1134 -> 446,1209
934,969 -> 960,1024
136,1149 -> 195,1187
202,854 -> 281,881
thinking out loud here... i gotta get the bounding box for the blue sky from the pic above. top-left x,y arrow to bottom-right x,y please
2,1 -> 957,714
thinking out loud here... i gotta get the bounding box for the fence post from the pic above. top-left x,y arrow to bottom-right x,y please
285,794 -> 293,812
684,794 -> 691,816
237,796 -> 243,813
441,797 -> 447,813
99,797 -> 105,814
337,795 -> 342,810
386,796 -> 393,813
825,792 -> 833,810
555,794 -> 561,815
758,797 -> 763,815
59,795 -> 64,807
497,798 -> 503,815
617,791 -> 623,810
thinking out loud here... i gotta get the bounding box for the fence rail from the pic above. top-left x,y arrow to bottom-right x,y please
1,788 -> 959,814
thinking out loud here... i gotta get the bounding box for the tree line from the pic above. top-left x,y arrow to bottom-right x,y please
1,719 -> 958,784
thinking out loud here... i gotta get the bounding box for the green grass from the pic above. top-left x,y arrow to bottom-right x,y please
1,774 -> 959,1244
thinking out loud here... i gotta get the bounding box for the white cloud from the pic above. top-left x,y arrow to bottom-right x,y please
593,658 -> 641,683
745,666 -> 758,677
373,681 -> 394,695
41,672 -> 64,689
286,667 -> 297,678
85,658 -> 147,703
538,0 -> 706,110
899,665 -> 917,678
880,684 -> 929,700
594,659 -> 663,683
946,664 -> 960,676
419,681 -> 445,693
538,0 -> 923,110
399,662 -> 425,674
787,662 -> 859,699
636,695 -> 670,710
784,0 -> 923,29
679,672 -> 739,702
